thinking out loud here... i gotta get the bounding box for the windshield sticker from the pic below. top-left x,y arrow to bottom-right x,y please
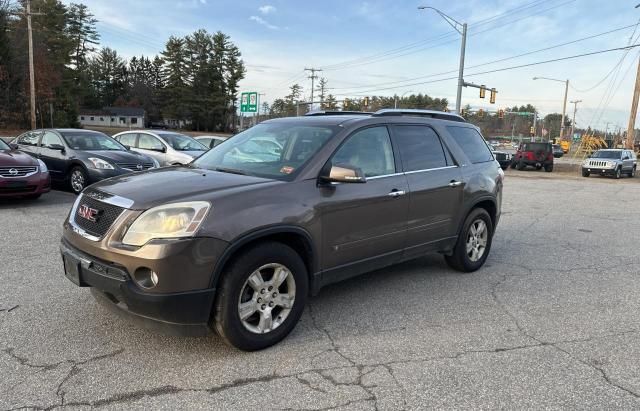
280,166 -> 295,174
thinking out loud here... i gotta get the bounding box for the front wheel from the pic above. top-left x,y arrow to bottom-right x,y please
516,161 -> 525,171
615,167 -> 622,179
69,166 -> 88,194
582,170 -> 590,177
213,242 -> 308,351
509,161 -> 517,169
445,208 -> 494,273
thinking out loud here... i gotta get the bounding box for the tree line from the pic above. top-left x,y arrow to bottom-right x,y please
0,0 -> 245,132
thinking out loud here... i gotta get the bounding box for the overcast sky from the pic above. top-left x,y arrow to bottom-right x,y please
65,0 -> 640,131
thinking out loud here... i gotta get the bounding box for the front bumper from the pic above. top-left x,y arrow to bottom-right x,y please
85,168 -> 134,184
583,167 -> 616,176
60,234 -> 227,336
0,172 -> 50,197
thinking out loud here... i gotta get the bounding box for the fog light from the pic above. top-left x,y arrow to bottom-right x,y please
134,267 -> 158,289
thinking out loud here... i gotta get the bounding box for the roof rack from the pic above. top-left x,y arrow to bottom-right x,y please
372,109 -> 465,123
305,110 -> 372,116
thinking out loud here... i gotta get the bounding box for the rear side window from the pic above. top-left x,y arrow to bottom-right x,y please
447,126 -> 493,164
393,125 -> 447,171
118,133 -> 137,147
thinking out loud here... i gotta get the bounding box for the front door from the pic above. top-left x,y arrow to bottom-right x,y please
38,131 -> 68,181
137,134 -> 168,165
319,126 -> 409,280
391,125 -> 464,258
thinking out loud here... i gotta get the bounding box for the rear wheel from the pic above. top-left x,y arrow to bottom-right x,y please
535,165 -> 542,170
509,161 -> 517,169
213,242 -> 308,351
516,161 -> 525,171
23,194 -> 41,200
544,164 -> 553,172
445,208 -> 494,273
69,166 -> 88,194
628,167 -> 636,178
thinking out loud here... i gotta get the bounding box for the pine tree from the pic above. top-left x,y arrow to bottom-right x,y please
161,36 -> 189,122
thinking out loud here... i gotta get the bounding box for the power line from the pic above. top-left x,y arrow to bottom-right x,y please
320,0 -> 573,71
326,23 -> 637,92
329,44 -> 640,96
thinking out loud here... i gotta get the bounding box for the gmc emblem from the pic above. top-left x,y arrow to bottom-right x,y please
78,204 -> 100,223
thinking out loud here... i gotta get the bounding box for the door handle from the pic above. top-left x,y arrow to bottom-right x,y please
448,180 -> 463,187
388,190 -> 406,197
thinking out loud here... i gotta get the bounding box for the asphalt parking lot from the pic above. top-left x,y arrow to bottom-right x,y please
2,174 -> 640,410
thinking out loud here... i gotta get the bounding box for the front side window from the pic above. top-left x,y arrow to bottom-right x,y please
41,131 -> 64,148
138,134 -> 164,151
156,133 -> 206,151
447,126 -> 493,164
394,125 -> 448,171
331,126 -> 395,177
61,131 -> 126,151
193,122 -> 339,181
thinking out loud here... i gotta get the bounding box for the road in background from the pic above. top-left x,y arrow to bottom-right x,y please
2,177 -> 640,409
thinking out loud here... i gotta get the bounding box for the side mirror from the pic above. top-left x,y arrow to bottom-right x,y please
321,164 -> 366,184
123,145 -> 131,150
48,143 -> 65,151
9,143 -> 19,150
623,156 -> 630,160
157,146 -> 167,153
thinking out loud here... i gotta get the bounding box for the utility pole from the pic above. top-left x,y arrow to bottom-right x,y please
305,68 -> 322,110
26,0 -> 37,130
626,56 -> 640,149
569,100 -> 582,141
560,79 -> 569,140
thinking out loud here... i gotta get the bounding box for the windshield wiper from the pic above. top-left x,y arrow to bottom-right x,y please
214,167 -> 249,176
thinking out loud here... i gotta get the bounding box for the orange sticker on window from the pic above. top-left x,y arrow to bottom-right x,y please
280,166 -> 295,174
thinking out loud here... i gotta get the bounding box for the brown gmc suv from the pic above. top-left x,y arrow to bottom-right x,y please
60,109 -> 504,350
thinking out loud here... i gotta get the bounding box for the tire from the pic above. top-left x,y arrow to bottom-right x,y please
213,242 -> 308,351
535,165 -> 542,170
628,167 -> 636,178
544,164 -> 553,172
69,166 -> 88,194
516,161 -> 525,171
445,208 -> 494,273
582,170 -> 590,177
509,161 -> 517,169
615,167 -> 622,179
24,194 -> 41,200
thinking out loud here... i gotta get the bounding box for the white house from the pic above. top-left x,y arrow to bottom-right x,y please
78,107 -> 145,129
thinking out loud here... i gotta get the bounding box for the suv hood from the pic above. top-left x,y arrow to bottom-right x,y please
85,150 -> 152,164
88,166 -> 277,209
0,149 -> 38,166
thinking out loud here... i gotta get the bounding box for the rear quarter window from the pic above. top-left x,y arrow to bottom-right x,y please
446,126 -> 493,164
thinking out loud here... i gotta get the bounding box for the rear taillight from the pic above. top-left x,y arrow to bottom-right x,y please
526,152 -> 535,160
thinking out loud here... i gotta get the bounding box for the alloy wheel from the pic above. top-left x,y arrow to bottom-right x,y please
466,219 -> 488,262
237,263 -> 296,334
71,169 -> 85,193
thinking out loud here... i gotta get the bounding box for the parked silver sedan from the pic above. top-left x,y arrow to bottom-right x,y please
113,130 -> 207,166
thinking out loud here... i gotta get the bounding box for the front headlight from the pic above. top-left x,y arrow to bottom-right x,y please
37,159 -> 48,173
88,157 -> 114,169
122,201 -> 210,246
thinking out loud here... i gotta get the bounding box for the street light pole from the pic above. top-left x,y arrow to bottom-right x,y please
26,0 -> 36,130
533,77 -> 570,140
418,6 -> 466,114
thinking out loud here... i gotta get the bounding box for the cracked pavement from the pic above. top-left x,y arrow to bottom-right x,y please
2,176 -> 640,410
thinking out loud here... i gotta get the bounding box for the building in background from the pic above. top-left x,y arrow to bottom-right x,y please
78,107 -> 145,129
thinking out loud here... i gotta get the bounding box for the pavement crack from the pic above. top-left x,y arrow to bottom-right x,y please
308,303 -> 356,366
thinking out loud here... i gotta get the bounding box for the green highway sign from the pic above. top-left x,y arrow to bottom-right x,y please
241,92 -> 258,113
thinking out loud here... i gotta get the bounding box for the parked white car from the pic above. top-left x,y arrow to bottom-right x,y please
113,130 -> 207,166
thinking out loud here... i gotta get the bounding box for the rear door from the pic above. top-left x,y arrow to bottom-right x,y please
38,131 -> 68,180
320,125 -> 409,277
390,125 -> 463,258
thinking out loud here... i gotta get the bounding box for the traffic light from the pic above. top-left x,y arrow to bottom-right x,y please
478,109 -> 484,117
498,109 -> 504,119
479,85 -> 486,99
363,96 -> 369,107
490,88 -> 497,104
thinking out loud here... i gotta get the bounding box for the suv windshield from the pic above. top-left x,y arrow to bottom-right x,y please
592,151 -> 621,159
0,139 -> 9,150
193,122 -> 339,180
61,131 -> 125,151
157,133 -> 206,151
521,143 -> 550,152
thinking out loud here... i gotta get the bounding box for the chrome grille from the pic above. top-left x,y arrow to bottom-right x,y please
0,166 -> 38,178
72,194 -> 125,238
116,162 -> 154,171
588,160 -> 610,168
